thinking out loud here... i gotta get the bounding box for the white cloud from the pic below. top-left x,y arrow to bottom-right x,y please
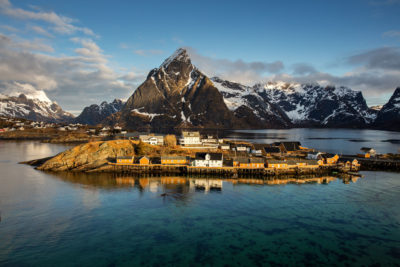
0,0 -> 95,36
29,25 -> 53,38
0,33 -> 134,112
186,47 -> 284,85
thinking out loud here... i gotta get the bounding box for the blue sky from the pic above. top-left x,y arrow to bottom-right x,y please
0,0 -> 399,113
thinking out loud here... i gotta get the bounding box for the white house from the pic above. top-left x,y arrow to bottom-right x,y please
220,144 -> 230,150
192,153 -> 223,167
179,131 -> 201,146
139,135 -> 164,145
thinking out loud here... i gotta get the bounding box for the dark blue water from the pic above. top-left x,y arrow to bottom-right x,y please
229,128 -> 400,155
0,140 -> 400,266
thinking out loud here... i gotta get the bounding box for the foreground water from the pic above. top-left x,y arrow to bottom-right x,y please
0,140 -> 400,266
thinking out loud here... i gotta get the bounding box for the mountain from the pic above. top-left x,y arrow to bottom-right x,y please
374,88 -> 400,131
100,48 -> 397,132
211,77 -> 292,127
253,82 -> 377,128
111,48 -> 278,132
0,93 -> 74,123
75,99 -> 125,125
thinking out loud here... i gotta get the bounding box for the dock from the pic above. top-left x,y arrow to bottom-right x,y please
107,162 -> 349,178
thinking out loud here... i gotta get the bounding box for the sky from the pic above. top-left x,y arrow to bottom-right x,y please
0,0 -> 399,114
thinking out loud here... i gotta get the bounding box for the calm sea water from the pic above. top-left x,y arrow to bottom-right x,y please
228,128 -> 400,155
0,134 -> 400,266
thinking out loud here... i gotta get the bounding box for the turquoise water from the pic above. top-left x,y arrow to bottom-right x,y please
0,141 -> 400,266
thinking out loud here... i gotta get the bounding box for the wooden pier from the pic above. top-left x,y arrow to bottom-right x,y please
107,162 -> 347,178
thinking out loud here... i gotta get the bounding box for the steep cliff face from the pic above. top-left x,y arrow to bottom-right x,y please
75,99 -> 124,125
374,88 -> 400,131
0,93 -> 74,123
116,48 -> 251,132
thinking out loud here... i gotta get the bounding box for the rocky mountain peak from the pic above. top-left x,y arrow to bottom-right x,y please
160,48 -> 191,68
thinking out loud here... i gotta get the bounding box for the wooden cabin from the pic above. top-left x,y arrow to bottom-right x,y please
234,157 -> 265,168
267,160 -> 289,169
116,156 -> 134,164
320,154 -> 339,165
138,156 -> 150,165
274,142 -> 301,154
161,156 -> 189,165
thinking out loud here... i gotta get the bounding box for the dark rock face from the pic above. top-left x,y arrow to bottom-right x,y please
211,77 -> 292,128
75,99 -> 124,125
253,83 -> 376,128
0,94 -> 74,123
374,88 -> 400,131
115,48 -> 261,132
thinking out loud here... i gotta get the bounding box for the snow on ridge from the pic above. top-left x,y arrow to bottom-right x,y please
131,108 -> 161,120
160,48 -> 189,68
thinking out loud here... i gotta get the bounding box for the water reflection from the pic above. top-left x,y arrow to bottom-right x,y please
47,171 -> 360,194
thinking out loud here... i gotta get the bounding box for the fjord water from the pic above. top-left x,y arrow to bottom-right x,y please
229,128 -> 400,155
0,137 -> 400,266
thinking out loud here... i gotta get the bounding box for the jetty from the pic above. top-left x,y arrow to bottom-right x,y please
107,162 -> 354,178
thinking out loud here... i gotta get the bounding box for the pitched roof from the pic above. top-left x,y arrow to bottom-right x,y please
267,160 -> 287,164
279,142 -> 301,151
117,156 -> 134,159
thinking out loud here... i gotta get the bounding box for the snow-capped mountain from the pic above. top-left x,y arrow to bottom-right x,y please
374,88 -> 400,131
98,47 -> 397,131
75,99 -> 125,125
211,78 -> 377,128
0,93 -> 74,123
211,77 -> 291,127
254,82 -> 377,128
111,48 -> 268,132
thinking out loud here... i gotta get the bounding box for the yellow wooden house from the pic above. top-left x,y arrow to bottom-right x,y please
116,156 -> 134,164
161,156 -> 189,165
233,157 -> 265,168
325,154 -> 339,165
267,160 -> 289,169
138,156 -> 150,165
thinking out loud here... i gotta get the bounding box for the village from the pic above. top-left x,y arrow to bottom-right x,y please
108,131 -> 362,176
3,115 -> 399,174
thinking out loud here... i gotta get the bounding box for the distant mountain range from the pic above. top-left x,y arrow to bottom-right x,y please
75,99 -> 124,125
0,93 -> 74,123
1,48 -> 399,131
102,48 -> 400,132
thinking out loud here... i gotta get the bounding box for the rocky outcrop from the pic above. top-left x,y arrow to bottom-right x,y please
37,140 -> 136,172
0,94 -> 74,123
75,99 -> 124,125
374,88 -> 400,131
